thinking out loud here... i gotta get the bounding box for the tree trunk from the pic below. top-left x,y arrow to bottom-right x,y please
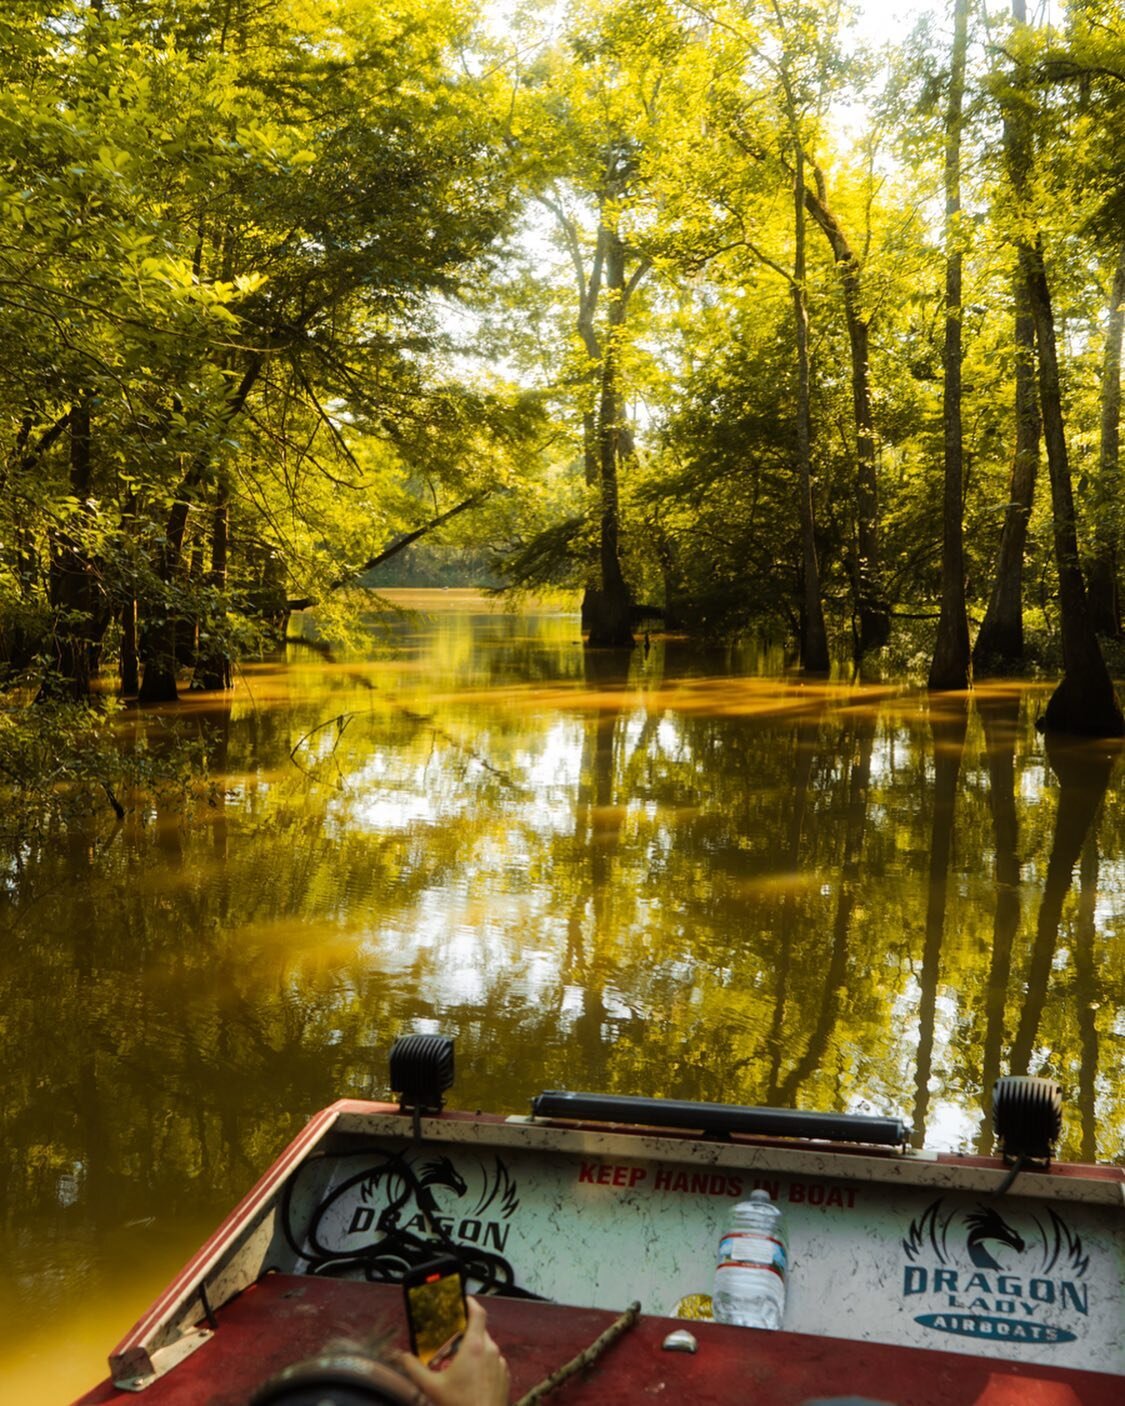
579,414 -> 601,634
1087,244 -> 1125,637
138,472 -> 197,704
139,356 -> 261,705
40,398 -> 108,702
550,201 -> 605,636
1022,243 -> 1124,735
178,540 -> 205,669
972,274 -> 1039,671
586,228 -> 634,648
120,597 -> 139,697
997,2 -> 1123,735
929,0 -> 971,691
138,583 -> 183,704
803,174 -> 889,657
195,484 -> 232,690
3,408 -> 70,670
793,147 -> 830,673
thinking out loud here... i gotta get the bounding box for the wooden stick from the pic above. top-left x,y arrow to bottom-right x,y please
514,1302 -> 642,1406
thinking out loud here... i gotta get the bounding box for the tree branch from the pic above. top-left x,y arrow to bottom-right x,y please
514,1302 -> 641,1406
329,492 -> 489,589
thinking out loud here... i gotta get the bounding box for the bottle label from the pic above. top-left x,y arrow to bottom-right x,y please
717,1232 -> 787,1279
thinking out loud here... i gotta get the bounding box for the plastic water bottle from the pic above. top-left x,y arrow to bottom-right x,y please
712,1189 -> 788,1329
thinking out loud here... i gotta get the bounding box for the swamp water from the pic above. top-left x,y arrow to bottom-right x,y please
2,589 -> 1123,1400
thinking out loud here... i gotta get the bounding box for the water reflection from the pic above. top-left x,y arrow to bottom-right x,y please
975,690 -> 1023,1154
2,591 -> 1124,1400
912,697 -> 968,1149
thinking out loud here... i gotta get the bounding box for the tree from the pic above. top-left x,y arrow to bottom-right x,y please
928,0 -> 972,691
799,166 -> 890,659
990,5 -> 1123,734
0,0 -> 526,704
1086,245 -> 1125,638
701,0 -> 892,658
971,272 -> 1040,671
766,4 -> 830,673
791,143 -> 831,673
503,1 -> 691,648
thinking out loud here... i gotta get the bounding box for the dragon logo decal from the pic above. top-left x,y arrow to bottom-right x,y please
964,1206 -> 1026,1269
285,1149 -> 528,1295
901,1198 -> 1090,1345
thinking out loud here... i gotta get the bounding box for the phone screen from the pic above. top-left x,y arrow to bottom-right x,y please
405,1263 -> 468,1366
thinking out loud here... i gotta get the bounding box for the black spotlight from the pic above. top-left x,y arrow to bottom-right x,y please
389,1033 -> 455,1113
992,1076 -> 1062,1163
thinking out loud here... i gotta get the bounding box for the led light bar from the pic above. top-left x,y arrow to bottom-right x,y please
531,1091 -> 909,1147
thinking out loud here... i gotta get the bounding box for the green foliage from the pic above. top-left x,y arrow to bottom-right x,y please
0,700 -> 212,838
3,0 -> 1125,684
0,0 -> 534,700
478,0 -> 1125,668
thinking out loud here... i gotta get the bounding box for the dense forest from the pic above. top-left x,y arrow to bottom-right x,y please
4,0 -> 1125,734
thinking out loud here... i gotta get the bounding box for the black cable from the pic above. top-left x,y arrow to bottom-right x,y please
994,1152 -> 1029,1196
276,1150 -> 545,1298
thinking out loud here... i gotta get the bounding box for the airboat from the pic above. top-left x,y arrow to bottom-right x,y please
75,1036 -> 1124,1404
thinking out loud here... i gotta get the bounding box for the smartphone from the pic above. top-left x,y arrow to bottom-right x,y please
402,1256 -> 468,1367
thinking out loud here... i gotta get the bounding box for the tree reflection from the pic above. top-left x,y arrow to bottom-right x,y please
975,689 -> 1023,1152
764,718 -> 817,1100
912,697 -> 968,1149
1075,833 -> 1100,1163
776,713 -> 875,1104
1009,737 -> 1113,1078
566,649 -> 633,1085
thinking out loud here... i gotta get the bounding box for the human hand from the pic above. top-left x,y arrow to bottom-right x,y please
397,1296 -> 510,1406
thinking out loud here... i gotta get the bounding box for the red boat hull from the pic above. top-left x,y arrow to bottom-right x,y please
73,1272 -> 1121,1405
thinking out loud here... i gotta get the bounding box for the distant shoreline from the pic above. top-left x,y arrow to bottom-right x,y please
368,587 -> 582,614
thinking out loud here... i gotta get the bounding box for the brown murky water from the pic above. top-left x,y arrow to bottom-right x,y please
2,590 -> 1123,1400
